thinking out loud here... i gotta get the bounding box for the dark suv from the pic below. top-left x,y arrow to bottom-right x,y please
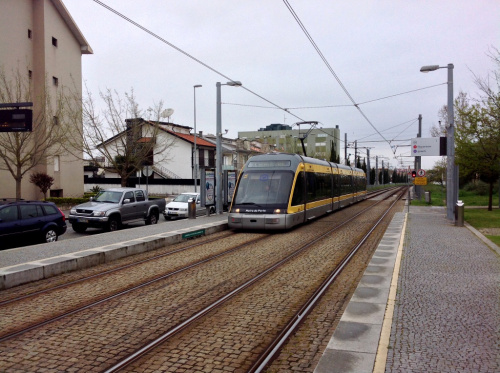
0,199 -> 67,248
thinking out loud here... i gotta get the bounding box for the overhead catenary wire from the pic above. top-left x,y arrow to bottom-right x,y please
92,0 -> 307,124
282,0 -> 393,149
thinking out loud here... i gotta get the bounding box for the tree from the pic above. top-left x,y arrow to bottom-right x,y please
68,87 -> 177,187
454,48 -> 500,210
427,158 -> 447,186
0,67 -> 76,199
29,172 -> 54,199
329,140 -> 340,163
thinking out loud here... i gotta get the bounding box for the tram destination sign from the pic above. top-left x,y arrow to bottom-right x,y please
411,137 -> 447,156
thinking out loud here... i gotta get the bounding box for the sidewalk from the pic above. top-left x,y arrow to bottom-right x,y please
315,205 -> 500,373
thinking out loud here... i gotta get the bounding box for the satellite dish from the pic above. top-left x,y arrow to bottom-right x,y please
161,108 -> 174,121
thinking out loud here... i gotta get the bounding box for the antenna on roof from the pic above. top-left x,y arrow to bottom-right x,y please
161,108 -> 174,122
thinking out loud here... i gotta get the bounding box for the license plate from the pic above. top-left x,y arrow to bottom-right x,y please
78,218 -> 88,223
168,211 -> 177,216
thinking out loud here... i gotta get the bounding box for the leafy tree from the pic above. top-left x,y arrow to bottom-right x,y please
428,158 -> 447,186
329,140 -> 340,163
454,49 -> 500,210
0,67 -> 76,199
29,172 -> 54,199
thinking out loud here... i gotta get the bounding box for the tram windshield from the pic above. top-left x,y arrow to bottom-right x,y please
234,171 -> 294,206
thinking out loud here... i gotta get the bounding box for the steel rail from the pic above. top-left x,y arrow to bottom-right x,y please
0,232 -> 236,307
0,234 -> 269,343
249,187 -> 406,372
103,187 -> 406,372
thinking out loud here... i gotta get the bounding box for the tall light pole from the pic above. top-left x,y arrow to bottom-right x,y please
216,80 -> 242,214
420,63 -> 455,220
193,84 -> 202,192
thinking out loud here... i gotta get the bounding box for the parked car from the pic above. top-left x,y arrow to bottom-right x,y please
163,193 -> 215,220
0,199 -> 67,247
68,188 -> 167,232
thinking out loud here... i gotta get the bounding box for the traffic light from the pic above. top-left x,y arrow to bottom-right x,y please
411,170 -> 417,178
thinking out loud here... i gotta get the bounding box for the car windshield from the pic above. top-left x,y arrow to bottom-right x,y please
233,171 -> 294,205
173,194 -> 197,203
94,191 -> 122,203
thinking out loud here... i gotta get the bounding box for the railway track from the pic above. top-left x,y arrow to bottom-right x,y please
0,187 -> 406,372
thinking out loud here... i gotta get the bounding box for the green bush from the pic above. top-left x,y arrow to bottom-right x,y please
463,180 -> 489,196
45,197 -> 90,207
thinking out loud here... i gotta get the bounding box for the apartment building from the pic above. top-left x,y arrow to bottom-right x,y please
239,124 -> 341,160
0,0 -> 92,199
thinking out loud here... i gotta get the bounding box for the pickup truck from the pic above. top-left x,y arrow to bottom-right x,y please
68,187 -> 166,233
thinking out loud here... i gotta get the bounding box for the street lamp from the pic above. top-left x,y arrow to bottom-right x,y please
420,63 -> 456,220
216,81 -> 242,214
193,84 -> 202,192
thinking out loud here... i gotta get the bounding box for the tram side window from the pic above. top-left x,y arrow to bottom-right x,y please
291,171 -> 305,205
333,174 -> 339,197
306,172 -> 316,201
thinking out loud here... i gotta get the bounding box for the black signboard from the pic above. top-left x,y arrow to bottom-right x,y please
0,109 -> 33,132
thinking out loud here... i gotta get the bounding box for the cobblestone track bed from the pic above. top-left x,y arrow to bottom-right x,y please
0,199 -> 379,372
0,231 -> 263,339
0,190 -> 401,372
0,230 -> 236,303
267,199 -> 406,372
119,196 -> 403,372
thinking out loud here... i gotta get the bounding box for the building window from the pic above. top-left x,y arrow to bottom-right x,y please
53,76 -> 58,86
28,70 -> 32,79
28,29 -> 32,39
54,155 -> 60,172
52,37 -> 58,47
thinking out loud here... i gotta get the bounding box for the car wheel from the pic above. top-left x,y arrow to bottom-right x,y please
72,223 -> 87,233
107,217 -> 120,232
44,228 -> 58,243
146,212 -> 159,225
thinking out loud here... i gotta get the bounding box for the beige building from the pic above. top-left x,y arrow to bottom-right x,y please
0,0 -> 92,199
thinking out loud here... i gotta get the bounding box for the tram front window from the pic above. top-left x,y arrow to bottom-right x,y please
234,171 -> 294,206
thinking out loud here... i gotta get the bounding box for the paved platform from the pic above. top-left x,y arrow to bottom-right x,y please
315,205 -> 500,373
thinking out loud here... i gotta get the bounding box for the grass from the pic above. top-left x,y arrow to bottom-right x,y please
408,182 -> 500,246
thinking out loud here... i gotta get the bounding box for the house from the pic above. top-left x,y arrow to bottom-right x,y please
200,133 -> 274,172
0,0 -> 92,199
94,118 -> 216,181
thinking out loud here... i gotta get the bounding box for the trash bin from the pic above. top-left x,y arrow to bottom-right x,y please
425,191 -> 431,204
456,200 -> 464,227
188,198 -> 196,219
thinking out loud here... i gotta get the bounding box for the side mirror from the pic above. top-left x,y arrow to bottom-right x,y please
123,199 -> 130,204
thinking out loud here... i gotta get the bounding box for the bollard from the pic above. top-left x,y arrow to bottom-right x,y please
456,200 -> 464,226
188,198 -> 196,219
425,191 -> 432,204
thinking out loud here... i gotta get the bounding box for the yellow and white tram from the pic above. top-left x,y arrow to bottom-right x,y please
228,153 -> 367,230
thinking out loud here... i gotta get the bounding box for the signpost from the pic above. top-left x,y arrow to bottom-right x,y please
411,137 -> 447,156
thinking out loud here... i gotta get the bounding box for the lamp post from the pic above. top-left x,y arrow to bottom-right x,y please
193,84 -> 202,192
420,63 -> 455,221
216,80 -> 242,214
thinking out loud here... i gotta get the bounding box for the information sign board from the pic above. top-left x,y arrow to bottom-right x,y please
414,177 -> 428,185
411,137 -> 447,156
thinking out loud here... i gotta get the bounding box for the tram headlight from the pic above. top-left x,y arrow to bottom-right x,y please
234,208 -> 240,213
273,209 -> 281,214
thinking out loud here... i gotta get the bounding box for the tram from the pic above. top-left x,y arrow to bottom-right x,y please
228,153 -> 367,230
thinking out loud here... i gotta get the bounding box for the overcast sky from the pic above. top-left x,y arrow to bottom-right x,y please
63,0 -> 500,170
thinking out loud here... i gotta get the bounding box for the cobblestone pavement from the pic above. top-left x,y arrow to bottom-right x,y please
385,207 -> 500,373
